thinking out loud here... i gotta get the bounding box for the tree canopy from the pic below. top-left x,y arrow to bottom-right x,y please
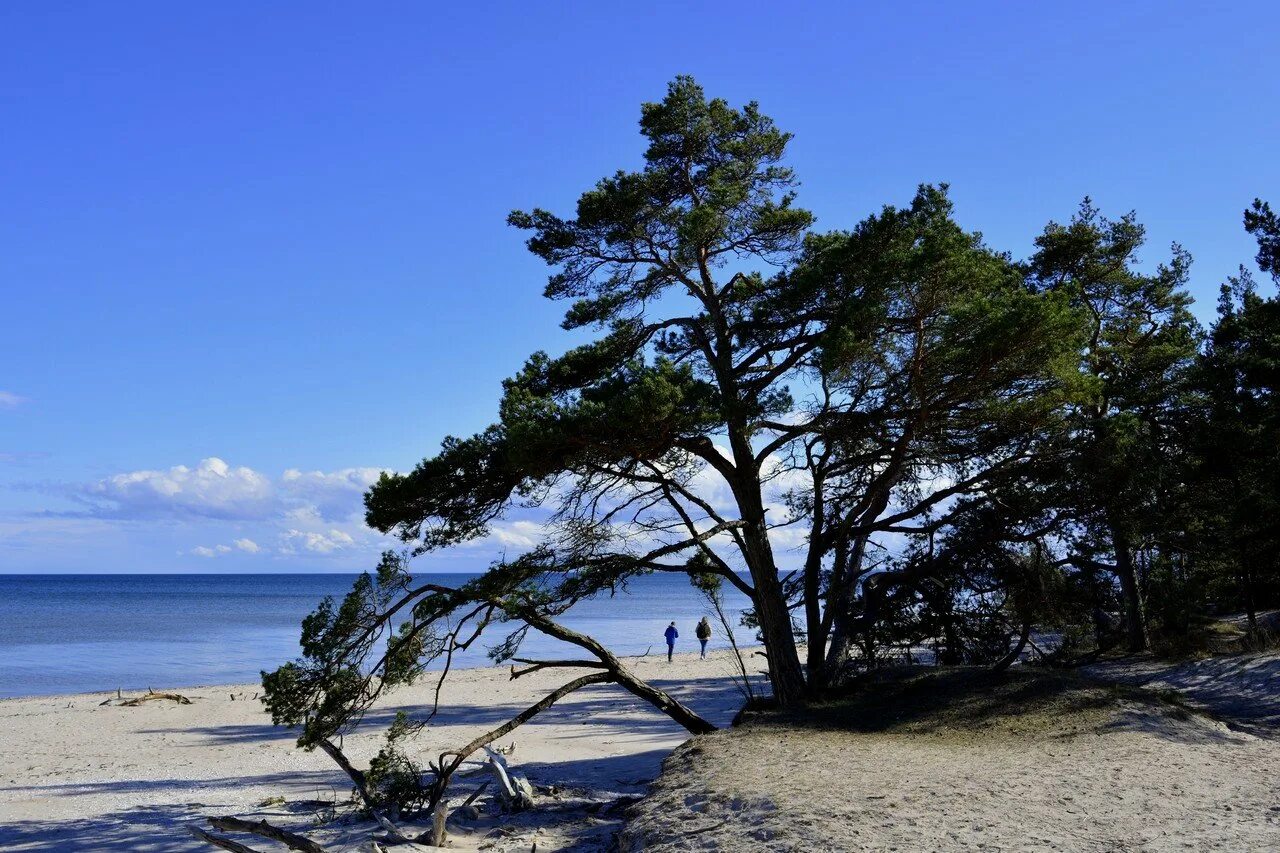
260,78 -> 1280,821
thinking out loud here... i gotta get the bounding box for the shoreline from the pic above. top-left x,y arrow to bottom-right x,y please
0,641 -> 754,703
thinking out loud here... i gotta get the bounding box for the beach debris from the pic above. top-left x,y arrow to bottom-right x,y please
427,799 -> 448,846
482,746 -> 535,812
188,816 -> 328,853
99,689 -> 193,707
371,810 -> 414,844
188,824 -> 266,853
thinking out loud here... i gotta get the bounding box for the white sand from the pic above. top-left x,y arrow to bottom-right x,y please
620,670 -> 1280,852
5,653 -> 1278,852
0,648 -> 755,852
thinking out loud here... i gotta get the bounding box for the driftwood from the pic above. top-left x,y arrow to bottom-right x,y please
482,746 -> 535,811
101,689 -> 193,707
207,817 -> 327,853
460,779 -> 490,809
371,811 -> 413,845
428,798 -> 449,846
187,825 -> 266,853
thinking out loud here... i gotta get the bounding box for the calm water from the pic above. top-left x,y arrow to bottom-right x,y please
0,573 -> 753,698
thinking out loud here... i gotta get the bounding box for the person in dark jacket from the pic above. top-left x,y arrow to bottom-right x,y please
696,617 -> 712,658
664,622 -> 678,662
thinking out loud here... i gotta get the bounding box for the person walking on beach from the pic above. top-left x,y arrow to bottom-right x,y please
696,616 -> 712,658
664,621 -> 678,662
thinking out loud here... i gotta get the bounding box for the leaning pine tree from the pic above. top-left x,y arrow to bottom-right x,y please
259,78 -> 1084,826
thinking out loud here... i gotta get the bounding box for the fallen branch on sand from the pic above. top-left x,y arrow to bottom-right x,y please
190,741 -> 542,852
208,817 -> 327,853
187,825 -> 267,853
100,689 -> 192,707
190,816 -> 329,853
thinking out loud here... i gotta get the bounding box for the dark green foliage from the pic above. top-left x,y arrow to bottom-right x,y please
1183,209 -> 1280,635
264,83 -> 1280,808
1244,198 -> 1280,280
507,76 -> 812,331
1026,201 -> 1201,651
364,712 -> 431,817
261,555 -> 425,749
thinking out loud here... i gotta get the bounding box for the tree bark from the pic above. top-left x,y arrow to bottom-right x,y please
991,621 -> 1032,672
721,413 -> 807,706
1108,515 -> 1147,652
804,561 -> 831,692
316,737 -> 373,809
207,818 -> 327,853
513,610 -> 718,734
442,671 -> 615,777
747,547 -> 807,706
1238,543 -> 1259,634
823,535 -> 868,678
939,599 -> 963,666
188,826 -> 269,853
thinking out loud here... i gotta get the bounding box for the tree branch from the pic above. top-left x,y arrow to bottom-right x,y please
207,818 -> 327,853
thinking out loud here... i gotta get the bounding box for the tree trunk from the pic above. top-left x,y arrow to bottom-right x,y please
316,738 -> 373,809
1237,541 -> 1259,633
610,666 -> 718,734
940,603 -> 963,666
1108,516 -> 1147,652
802,535 -> 835,694
723,421 -> 807,707
207,818 -> 328,853
991,621 -> 1032,672
823,536 -> 868,678
752,578 -> 806,704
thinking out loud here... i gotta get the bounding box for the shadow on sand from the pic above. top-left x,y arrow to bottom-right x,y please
0,674 -> 751,851
764,665 -> 1252,746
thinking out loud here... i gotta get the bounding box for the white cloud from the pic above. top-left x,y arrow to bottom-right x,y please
280,467 -> 389,522
187,542 -> 244,558
75,458 -> 396,525
485,520 -> 545,550
85,457 -> 274,520
0,391 -> 28,409
65,456 -> 399,565
281,528 -> 357,554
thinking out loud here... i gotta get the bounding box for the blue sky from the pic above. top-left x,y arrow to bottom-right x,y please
2,2 -> 1277,572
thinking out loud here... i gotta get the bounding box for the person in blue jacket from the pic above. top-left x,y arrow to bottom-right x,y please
664,621 -> 679,662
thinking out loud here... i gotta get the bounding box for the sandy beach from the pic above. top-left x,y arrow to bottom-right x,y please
622,664 -> 1280,852
4,650 -> 1280,852
0,648 -> 754,852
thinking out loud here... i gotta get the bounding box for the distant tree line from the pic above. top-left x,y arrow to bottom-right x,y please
259,78 -> 1279,820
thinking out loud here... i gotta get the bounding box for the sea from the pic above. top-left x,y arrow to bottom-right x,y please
0,573 -> 755,699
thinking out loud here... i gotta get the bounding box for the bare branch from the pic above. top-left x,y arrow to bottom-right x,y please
509,659 -> 609,679
206,818 -> 327,853
188,826 -> 268,853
